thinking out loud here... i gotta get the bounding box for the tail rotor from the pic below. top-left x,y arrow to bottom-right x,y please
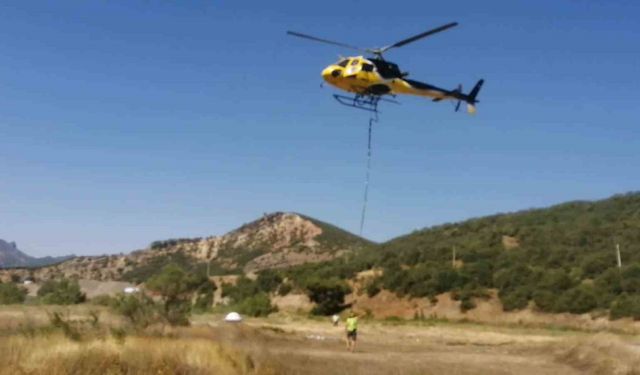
453,84 -> 463,112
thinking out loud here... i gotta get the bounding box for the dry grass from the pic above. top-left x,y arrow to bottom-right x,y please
4,305 -> 638,375
0,334 -> 257,375
556,333 -> 640,375
0,306 -> 282,375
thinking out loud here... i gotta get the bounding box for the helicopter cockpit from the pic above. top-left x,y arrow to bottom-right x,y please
335,59 -> 349,67
332,57 -> 403,79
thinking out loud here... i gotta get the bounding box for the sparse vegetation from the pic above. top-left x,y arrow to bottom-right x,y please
0,282 -> 27,304
111,293 -> 159,329
221,275 -> 278,317
235,293 -> 277,317
121,252 -> 206,284
37,278 -> 86,305
145,264 -> 213,325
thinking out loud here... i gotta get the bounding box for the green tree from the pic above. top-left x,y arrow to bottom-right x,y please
146,264 -> 211,325
236,292 -> 277,317
38,279 -> 86,305
621,264 -> 640,293
0,282 -> 27,304
256,270 -> 282,293
554,285 -> 598,314
499,287 -> 531,311
609,293 -> 640,320
532,290 -> 557,312
111,293 -> 159,328
306,278 -> 351,316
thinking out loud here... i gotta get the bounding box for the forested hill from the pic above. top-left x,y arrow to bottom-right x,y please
272,192 -> 640,319
382,192 -> 640,268
362,192 -> 640,315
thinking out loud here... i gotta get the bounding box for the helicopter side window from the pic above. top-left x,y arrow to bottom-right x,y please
362,63 -> 374,72
351,59 -> 359,66
337,59 -> 349,67
370,59 -> 401,79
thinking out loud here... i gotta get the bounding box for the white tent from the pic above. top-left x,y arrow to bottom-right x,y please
224,312 -> 243,323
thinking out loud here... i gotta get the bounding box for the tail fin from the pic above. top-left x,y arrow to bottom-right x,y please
465,79 -> 484,114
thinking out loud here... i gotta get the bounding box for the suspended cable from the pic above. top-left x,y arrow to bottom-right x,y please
359,114 -> 377,236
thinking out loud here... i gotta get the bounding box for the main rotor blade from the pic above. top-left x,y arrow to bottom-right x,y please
287,31 -> 368,53
379,22 -> 458,53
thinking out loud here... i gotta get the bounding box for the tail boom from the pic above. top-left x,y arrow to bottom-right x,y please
399,78 -> 485,114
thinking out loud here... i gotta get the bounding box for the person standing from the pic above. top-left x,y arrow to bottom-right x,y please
345,311 -> 359,352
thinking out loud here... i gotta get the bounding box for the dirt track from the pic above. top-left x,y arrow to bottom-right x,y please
200,317 -> 584,375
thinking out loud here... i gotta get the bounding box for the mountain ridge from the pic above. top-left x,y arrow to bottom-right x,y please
0,239 -> 74,269
0,212 -> 370,282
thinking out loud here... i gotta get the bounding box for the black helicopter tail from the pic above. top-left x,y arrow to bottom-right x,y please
460,79 -> 484,114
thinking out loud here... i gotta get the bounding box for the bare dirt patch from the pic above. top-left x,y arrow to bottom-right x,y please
197,317 -> 591,375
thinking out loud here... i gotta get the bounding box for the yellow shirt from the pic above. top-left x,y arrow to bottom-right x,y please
346,317 -> 358,332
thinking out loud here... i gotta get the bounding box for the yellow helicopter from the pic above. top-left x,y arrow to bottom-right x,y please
287,22 -> 484,114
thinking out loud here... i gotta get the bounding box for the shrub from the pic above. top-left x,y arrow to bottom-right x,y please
0,282 -> 27,304
365,279 -> 381,298
462,261 -> 494,287
121,252 -> 201,284
192,291 -> 214,313
111,293 -> 158,329
493,265 -> 532,292
451,284 -> 489,312
537,269 -> 573,291
277,282 -> 293,296
460,298 -> 476,312
499,287 -> 530,311
532,290 -> 558,312
581,253 -> 613,278
235,292 -> 277,317
48,311 -> 82,341
255,270 -> 282,293
609,293 -> 640,320
38,279 -> 86,305
221,276 -> 260,302
554,285 -> 598,314
90,294 -> 115,306
621,264 -> 640,293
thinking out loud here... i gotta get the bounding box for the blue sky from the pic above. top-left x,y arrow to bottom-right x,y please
1,1 -> 638,256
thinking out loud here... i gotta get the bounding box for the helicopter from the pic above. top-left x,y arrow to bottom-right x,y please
287,22 -> 484,114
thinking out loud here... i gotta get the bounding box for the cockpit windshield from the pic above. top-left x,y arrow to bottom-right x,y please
336,59 -> 349,67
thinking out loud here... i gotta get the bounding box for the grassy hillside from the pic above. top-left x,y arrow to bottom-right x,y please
369,193 -> 640,313
121,212 -> 372,284
271,193 -> 640,318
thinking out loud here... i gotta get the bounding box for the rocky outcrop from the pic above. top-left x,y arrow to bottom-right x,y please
0,212 -> 369,282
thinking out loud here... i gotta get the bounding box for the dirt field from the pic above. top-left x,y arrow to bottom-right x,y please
2,306 -> 639,374
195,315 -> 629,375
194,316 -> 640,375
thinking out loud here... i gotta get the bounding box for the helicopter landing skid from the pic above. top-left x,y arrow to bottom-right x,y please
333,94 -> 398,113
